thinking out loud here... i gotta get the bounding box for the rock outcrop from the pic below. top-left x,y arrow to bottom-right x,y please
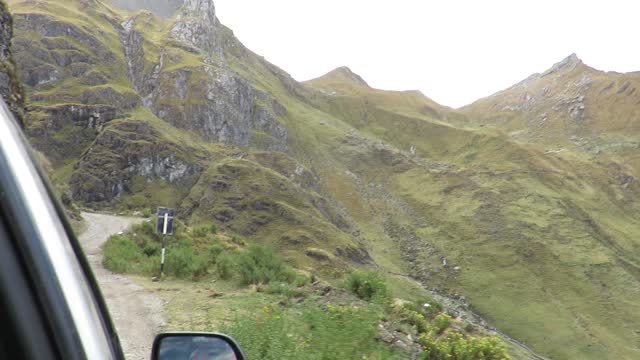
118,0 -> 289,150
170,0 -> 222,55
70,120 -> 204,203
26,104 -> 119,163
0,0 -> 24,126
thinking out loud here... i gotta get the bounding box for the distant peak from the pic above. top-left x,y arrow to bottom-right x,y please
318,66 -> 370,87
542,53 -> 585,76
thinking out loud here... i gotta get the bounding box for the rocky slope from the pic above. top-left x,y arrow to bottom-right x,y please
462,53 -> 640,174
0,0 -> 23,125
8,0 -> 640,358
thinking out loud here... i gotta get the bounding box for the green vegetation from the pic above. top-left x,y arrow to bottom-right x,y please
419,332 -> 510,360
106,221 -> 511,359
103,220 -> 216,279
220,304 -> 400,360
345,271 -> 390,303
103,219 -> 305,286
234,244 -> 298,285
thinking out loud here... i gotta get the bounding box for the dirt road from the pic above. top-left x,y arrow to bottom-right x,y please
79,212 -> 164,360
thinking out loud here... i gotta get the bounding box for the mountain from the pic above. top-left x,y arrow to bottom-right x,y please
7,0 -> 640,358
0,0 -> 23,124
462,53 -> 640,173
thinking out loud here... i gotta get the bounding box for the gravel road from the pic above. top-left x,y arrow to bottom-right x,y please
79,212 -> 164,360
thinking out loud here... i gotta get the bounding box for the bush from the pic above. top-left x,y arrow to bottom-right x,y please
345,271 -> 390,302
103,235 -> 143,273
209,224 -> 218,234
192,225 -> 209,238
208,243 -> 225,262
162,240 -> 210,279
432,313 -> 452,334
216,252 -> 235,279
164,240 -> 197,278
141,240 -> 161,257
220,304 -> 401,360
400,307 -> 429,333
264,282 -> 298,298
231,236 -> 246,246
402,298 -> 443,319
103,220 -> 217,279
235,244 -> 296,285
419,332 -> 511,360
293,274 -> 311,287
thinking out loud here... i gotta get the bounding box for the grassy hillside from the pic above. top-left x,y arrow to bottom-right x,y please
9,1 -> 640,358
298,66 -> 640,359
103,218 -> 513,359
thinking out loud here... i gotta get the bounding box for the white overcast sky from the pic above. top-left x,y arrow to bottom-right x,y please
213,0 -> 640,108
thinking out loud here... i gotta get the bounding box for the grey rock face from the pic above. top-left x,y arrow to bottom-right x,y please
70,121 -> 204,203
30,87 -> 140,109
144,65 -> 288,150
120,18 -> 149,93
15,14 -> 113,60
542,53 -> 582,77
118,5 -> 289,151
32,104 -> 118,132
26,104 -> 119,163
0,2 -> 25,126
170,0 -> 221,55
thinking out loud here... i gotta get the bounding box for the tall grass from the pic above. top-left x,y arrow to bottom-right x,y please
221,304 -> 402,360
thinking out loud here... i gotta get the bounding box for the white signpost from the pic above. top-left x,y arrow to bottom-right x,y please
156,207 -> 175,277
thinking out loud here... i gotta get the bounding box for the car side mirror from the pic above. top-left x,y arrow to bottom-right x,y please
152,332 -> 246,360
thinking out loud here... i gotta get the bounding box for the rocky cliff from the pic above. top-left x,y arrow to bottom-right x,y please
0,0 -> 23,125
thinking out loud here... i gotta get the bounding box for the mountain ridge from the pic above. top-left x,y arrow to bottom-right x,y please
8,0 -> 640,358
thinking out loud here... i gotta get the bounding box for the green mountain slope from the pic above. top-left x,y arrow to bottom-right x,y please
8,0 -> 640,358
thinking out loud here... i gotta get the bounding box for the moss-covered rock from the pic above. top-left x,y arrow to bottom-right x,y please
70,119 -> 205,204
0,0 -> 25,125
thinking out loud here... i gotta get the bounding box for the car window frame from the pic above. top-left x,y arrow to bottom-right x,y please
0,100 -> 125,360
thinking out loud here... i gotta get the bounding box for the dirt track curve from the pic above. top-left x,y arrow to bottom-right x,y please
79,212 -> 164,360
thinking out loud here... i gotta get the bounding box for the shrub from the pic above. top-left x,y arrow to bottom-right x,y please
235,244 -> 296,285
432,313 -> 452,334
103,221 -> 214,279
402,298 -> 443,319
137,221 -> 158,238
293,274 -> 311,287
161,240 -> 210,279
345,271 -> 390,302
141,240 -> 161,257
400,307 -> 429,333
264,282 -> 298,298
164,240 -> 197,278
208,243 -> 225,262
192,225 -> 209,238
419,332 -> 511,360
464,322 -> 475,333
103,235 -> 143,273
216,252 -> 235,279
231,236 -> 246,246
220,304 -> 400,359
209,224 -> 218,234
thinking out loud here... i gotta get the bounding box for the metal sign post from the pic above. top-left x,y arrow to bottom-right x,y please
156,207 -> 175,278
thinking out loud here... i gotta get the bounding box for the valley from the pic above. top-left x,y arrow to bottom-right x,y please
4,0 -> 640,358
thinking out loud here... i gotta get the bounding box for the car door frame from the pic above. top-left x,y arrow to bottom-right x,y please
0,100 -> 125,360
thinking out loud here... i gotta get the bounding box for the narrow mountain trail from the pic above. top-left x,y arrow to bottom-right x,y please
79,212 -> 164,360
